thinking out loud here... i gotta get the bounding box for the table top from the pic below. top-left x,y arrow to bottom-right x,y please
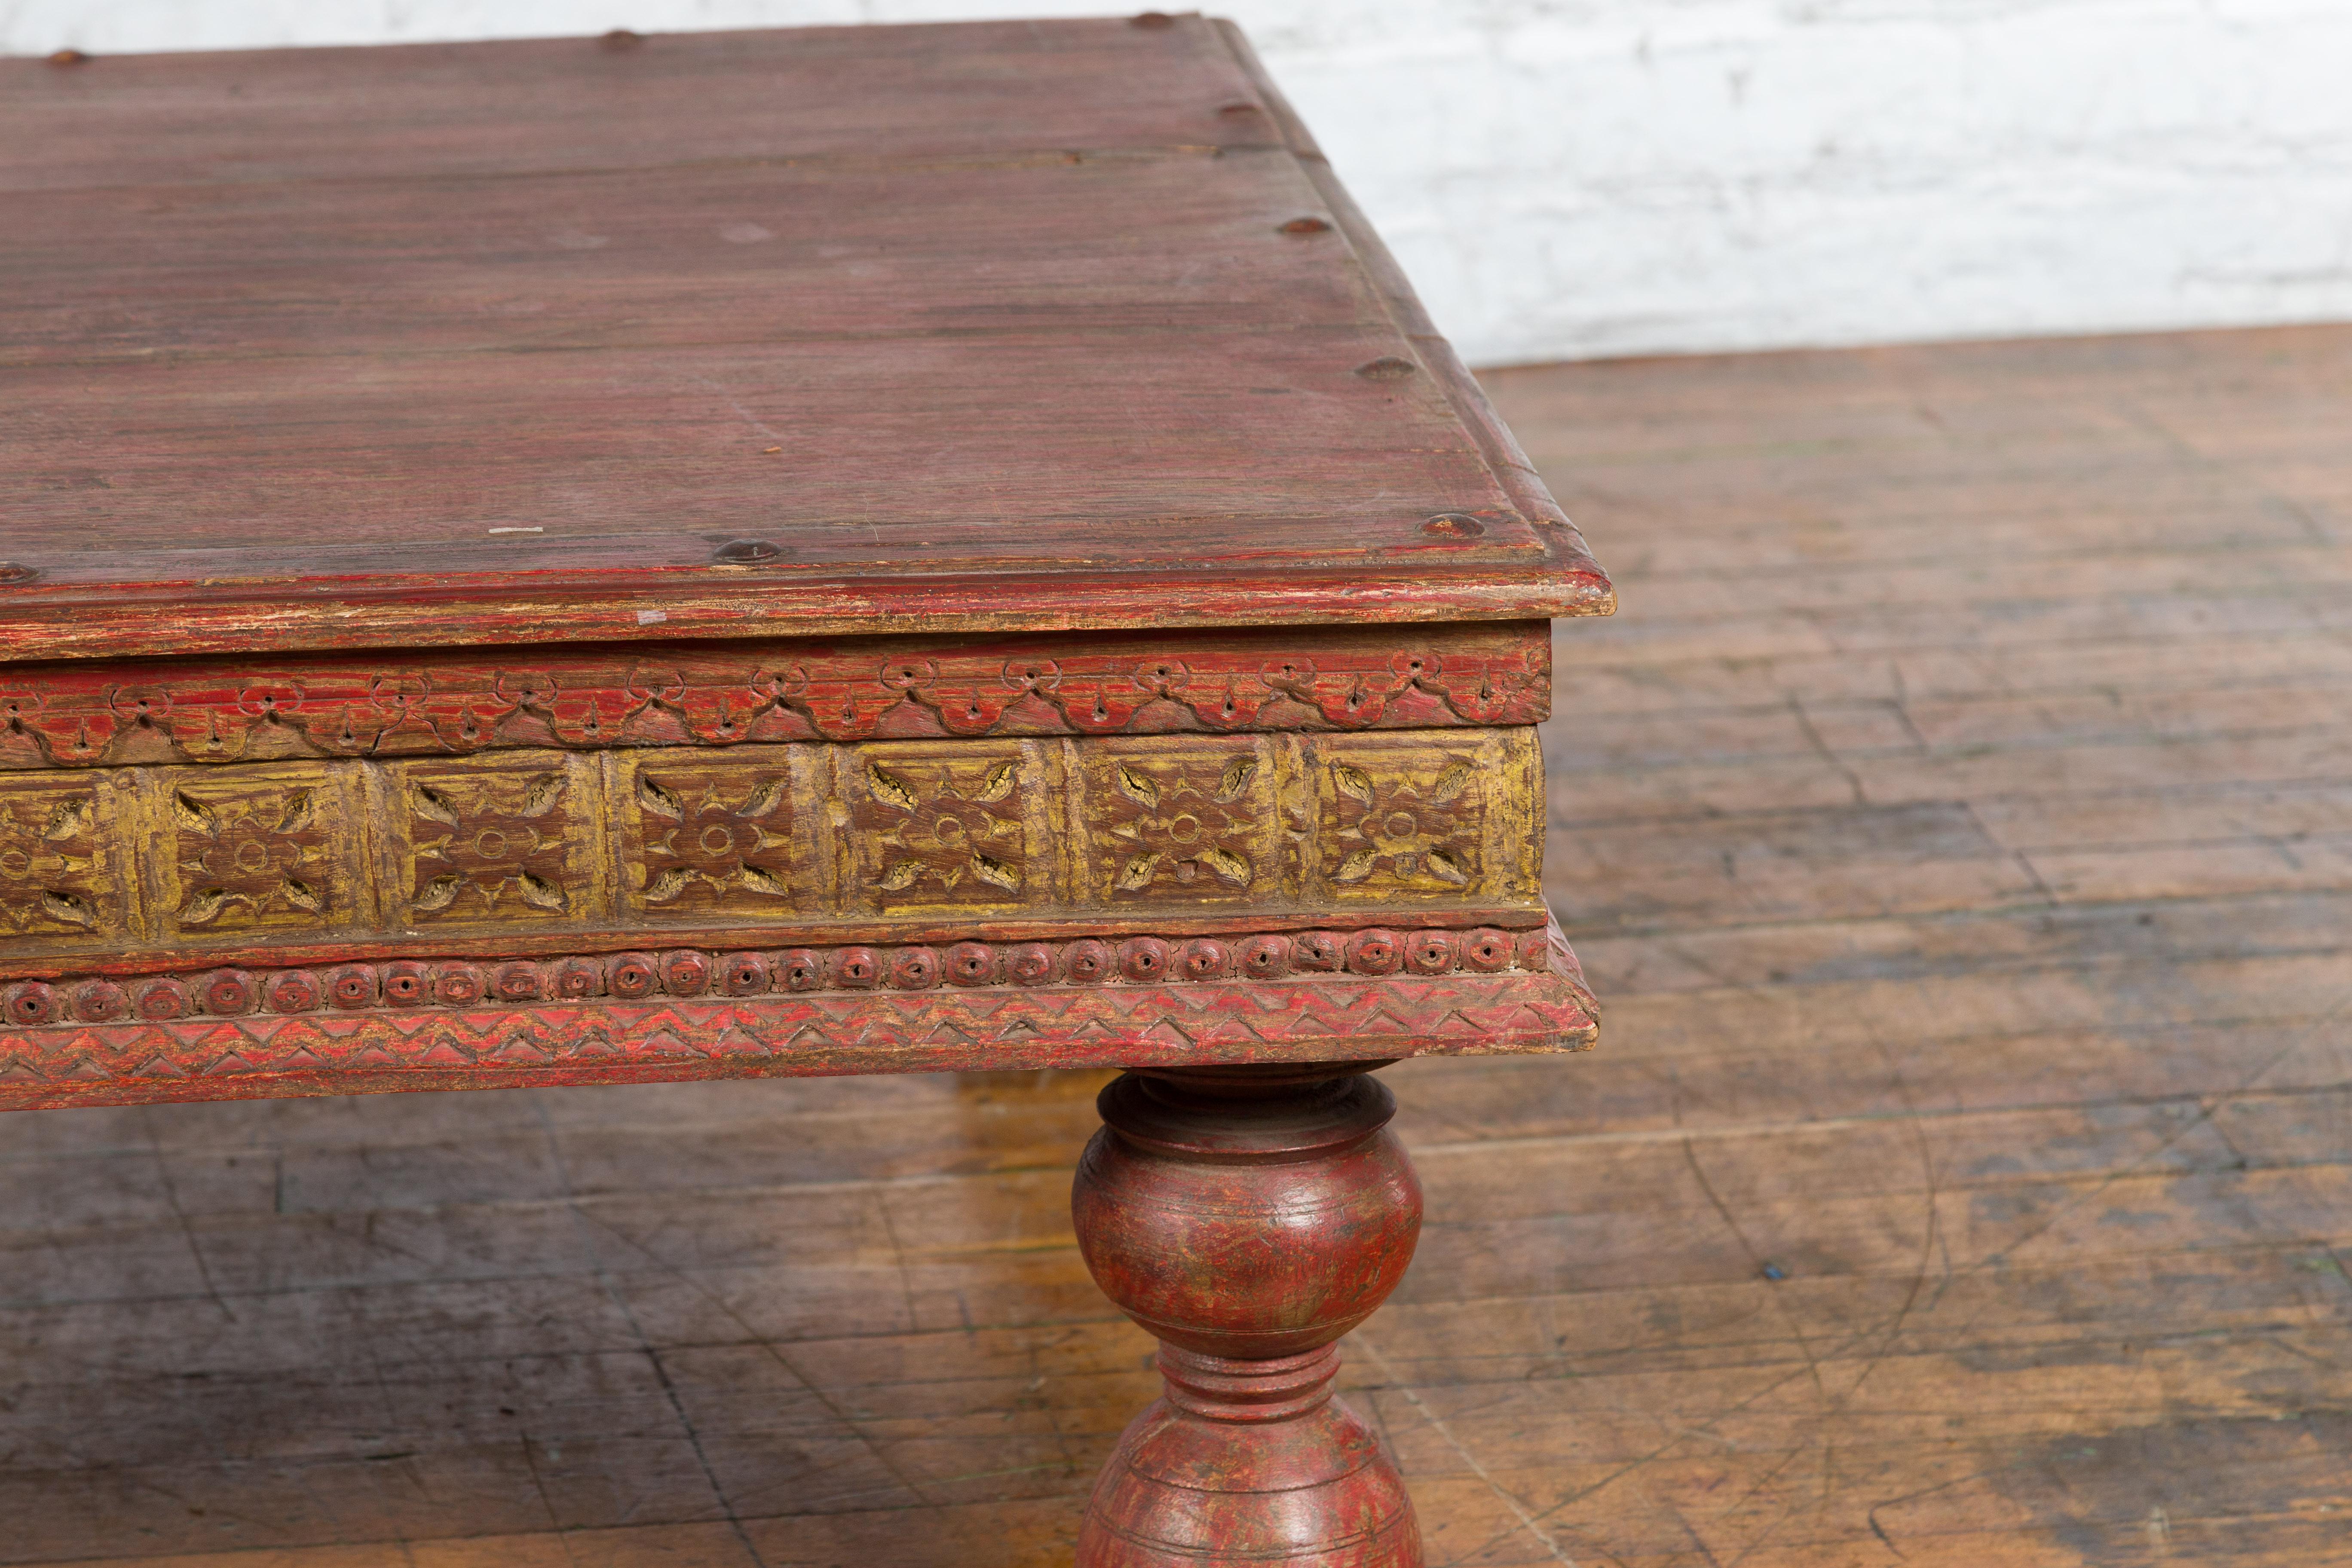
1,18 -> 1610,664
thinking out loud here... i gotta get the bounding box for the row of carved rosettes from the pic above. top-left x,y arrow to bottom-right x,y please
0,940 -> 1601,1112
0,728 -> 1543,964
0,926 -> 1558,1028
0,623 -> 1547,772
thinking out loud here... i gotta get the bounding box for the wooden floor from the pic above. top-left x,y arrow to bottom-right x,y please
8,324 -> 2352,1566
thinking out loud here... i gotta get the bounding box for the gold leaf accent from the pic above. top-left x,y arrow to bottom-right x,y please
1200,845 -> 1253,888
740,776 -> 787,818
281,878 -> 322,913
1116,851 -> 1162,891
40,889 -> 90,928
1333,848 -> 1378,883
411,784 -> 460,828
413,873 -> 461,912
868,763 -> 920,812
518,870 -> 566,911
180,887 -> 230,925
520,772 -> 566,818
637,773 -> 684,818
273,788 -> 316,834
644,867 -> 693,903
1431,760 -> 1476,804
971,759 -> 1017,804
173,791 -> 216,833
1426,846 -> 1470,885
41,797 -> 89,841
738,863 -> 791,899
971,853 -> 1020,892
1216,756 -> 1258,801
1332,763 -> 1374,802
876,860 -> 924,891
1115,762 -> 1159,810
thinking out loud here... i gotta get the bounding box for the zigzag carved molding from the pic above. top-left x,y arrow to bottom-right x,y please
0,935 -> 1599,1112
0,925 -> 1559,1027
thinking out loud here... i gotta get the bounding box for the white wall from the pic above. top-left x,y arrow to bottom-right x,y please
9,1 -> 2351,366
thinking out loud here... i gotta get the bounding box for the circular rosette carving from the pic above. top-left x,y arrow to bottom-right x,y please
862,757 -> 1024,899
407,773 -> 571,919
1101,755 -> 1263,898
172,783 -> 331,928
1327,755 -> 1479,890
634,768 -> 792,907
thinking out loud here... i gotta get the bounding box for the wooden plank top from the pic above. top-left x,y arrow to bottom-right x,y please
0,17 -> 1611,662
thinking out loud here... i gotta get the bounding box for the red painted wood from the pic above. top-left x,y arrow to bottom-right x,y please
0,925 -> 1599,1112
1072,1066 -> 1424,1567
0,622 -> 1550,770
0,19 -> 1609,662
0,23 -> 1606,1564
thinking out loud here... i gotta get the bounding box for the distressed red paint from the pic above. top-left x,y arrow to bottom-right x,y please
0,932 -> 1598,1112
1073,1066 -> 1425,1566
0,624 -> 1549,770
0,15 -> 1610,1565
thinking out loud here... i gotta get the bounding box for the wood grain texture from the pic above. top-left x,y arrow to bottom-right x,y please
0,18 -> 1609,661
0,322 -> 2333,1565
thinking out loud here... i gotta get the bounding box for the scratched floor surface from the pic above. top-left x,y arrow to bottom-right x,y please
6,324 -> 2351,1565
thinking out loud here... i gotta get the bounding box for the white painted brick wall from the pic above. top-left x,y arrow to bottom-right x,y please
9,1 -> 2351,364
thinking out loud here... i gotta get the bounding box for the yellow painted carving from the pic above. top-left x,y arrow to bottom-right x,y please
394,759 -> 591,925
0,729 -> 1544,966
622,754 -> 797,913
1084,738 -> 1280,905
160,763 -> 349,937
1309,731 -> 1538,903
0,776 -> 122,940
851,743 -> 1033,912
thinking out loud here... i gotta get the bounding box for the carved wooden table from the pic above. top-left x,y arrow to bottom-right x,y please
2,18 -> 1611,1566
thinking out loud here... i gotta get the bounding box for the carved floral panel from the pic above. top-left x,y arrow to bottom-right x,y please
0,728 -> 1542,968
1307,732 -> 1537,903
389,755 -> 602,927
1078,737 -> 1284,906
0,774 -> 131,945
618,750 -> 802,917
157,763 -> 359,940
842,741 -> 1041,915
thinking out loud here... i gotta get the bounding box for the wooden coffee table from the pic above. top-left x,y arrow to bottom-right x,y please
1,18 -> 1611,1565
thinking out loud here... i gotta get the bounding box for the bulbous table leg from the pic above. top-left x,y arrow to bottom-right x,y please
1071,1063 -> 1424,1568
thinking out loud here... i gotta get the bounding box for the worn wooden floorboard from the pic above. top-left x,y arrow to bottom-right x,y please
6,322 -> 2350,1565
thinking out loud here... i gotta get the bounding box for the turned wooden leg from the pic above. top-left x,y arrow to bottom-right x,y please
1071,1063 -> 1424,1568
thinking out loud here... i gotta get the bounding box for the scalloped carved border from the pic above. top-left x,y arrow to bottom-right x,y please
0,626 -> 1548,771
